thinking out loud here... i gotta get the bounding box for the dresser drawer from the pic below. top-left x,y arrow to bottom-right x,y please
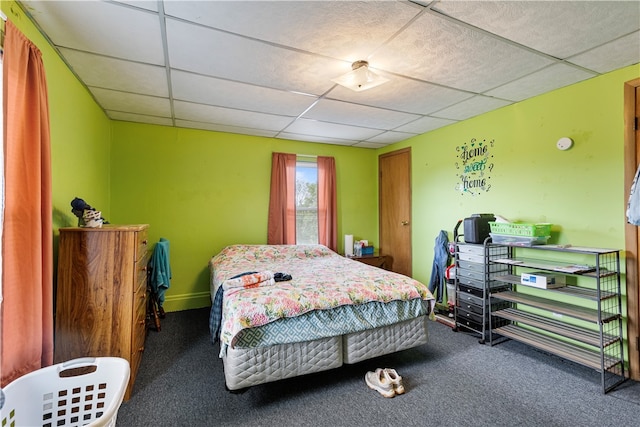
456,317 -> 483,332
457,284 -> 484,306
132,313 -> 146,353
458,292 -> 483,306
457,307 -> 485,324
457,276 -> 508,292
457,267 -> 484,282
130,325 -> 146,386
458,252 -> 484,264
457,276 -> 484,290
131,287 -> 147,372
459,283 -> 484,298
456,244 -> 484,256
458,300 -> 509,315
135,258 -> 149,295
133,280 -> 147,316
457,259 -> 484,272
136,229 -> 149,262
458,260 -> 507,274
458,300 -> 486,315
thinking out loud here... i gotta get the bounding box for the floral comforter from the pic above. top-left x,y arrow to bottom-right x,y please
209,244 -> 435,348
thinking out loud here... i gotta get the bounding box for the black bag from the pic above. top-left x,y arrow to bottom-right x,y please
463,213 -> 495,244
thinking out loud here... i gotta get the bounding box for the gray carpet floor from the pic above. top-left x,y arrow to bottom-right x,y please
117,308 -> 640,426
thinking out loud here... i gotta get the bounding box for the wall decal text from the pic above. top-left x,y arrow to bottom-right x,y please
455,138 -> 494,196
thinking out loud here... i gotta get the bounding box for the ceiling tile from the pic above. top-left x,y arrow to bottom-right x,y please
171,70 -> 318,116
173,101 -> 294,131
352,141 -> 389,149
90,87 -> 171,117
112,0 -> 158,12
176,120 -> 279,138
394,116 -> 457,134
432,96 -> 512,121
568,31 -> 640,74
108,111 -> 173,127
284,118 -> 384,141
60,48 -> 168,97
371,11 -> 553,92
163,1 -> 420,62
484,64 -> 596,102
365,131 -> 417,144
166,18 -> 346,95
326,75 -> 474,115
433,0 -> 640,59
22,0 -> 165,64
277,132 -> 356,146
303,99 -> 421,130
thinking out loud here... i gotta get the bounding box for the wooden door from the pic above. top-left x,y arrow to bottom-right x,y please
379,148 -> 412,277
624,78 -> 640,381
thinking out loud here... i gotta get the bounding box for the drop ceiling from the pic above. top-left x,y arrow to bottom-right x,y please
18,0 -> 640,148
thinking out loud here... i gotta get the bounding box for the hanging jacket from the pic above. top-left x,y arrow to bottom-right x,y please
428,230 -> 450,303
149,238 -> 171,307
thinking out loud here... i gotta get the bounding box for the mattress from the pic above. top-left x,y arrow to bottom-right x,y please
342,315 -> 429,364
223,336 -> 343,390
222,315 -> 428,390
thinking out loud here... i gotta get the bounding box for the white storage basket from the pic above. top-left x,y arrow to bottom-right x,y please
0,357 -> 130,427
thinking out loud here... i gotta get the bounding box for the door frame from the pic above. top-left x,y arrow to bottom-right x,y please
623,77 -> 640,380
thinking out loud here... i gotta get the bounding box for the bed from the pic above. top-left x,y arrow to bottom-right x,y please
209,244 -> 435,391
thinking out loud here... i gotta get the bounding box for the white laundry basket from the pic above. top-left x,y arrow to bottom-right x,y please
0,357 -> 130,427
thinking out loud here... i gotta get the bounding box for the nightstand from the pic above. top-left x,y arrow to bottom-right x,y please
348,254 -> 393,271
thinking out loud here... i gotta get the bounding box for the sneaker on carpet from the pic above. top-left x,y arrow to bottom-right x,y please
384,368 -> 405,394
365,368 -> 395,398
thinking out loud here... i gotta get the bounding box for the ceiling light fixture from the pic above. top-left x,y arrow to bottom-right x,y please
331,60 -> 389,92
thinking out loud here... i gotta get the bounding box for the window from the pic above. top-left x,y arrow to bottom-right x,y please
267,152 -> 336,250
295,159 -> 318,244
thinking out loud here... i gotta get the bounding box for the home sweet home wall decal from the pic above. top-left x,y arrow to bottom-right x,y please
455,138 -> 494,196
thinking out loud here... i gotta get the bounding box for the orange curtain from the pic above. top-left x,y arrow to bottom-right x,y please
318,156 -> 337,251
1,20 -> 53,386
267,152 -> 296,244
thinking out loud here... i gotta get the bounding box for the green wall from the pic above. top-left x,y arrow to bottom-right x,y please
110,123 -> 378,310
382,65 -> 639,289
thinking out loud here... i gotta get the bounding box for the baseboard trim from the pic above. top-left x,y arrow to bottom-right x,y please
163,291 -> 211,312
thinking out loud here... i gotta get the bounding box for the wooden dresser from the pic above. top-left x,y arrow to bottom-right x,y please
55,224 -> 149,400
